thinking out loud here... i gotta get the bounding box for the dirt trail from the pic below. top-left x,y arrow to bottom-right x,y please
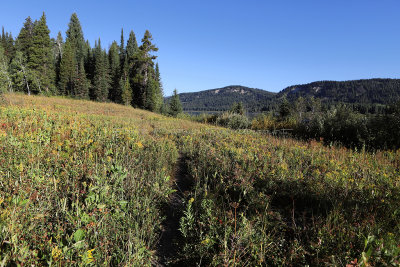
155,154 -> 193,266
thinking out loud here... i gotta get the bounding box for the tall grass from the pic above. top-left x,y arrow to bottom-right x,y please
1,93 -> 399,265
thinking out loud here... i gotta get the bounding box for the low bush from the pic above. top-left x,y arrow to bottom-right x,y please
216,112 -> 250,129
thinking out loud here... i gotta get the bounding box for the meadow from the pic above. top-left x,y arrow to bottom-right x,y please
0,93 -> 399,266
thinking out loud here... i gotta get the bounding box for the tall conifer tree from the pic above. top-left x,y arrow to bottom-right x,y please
1,27 -> 15,60
119,28 -> 125,70
120,55 -> 132,105
131,30 -> 158,108
0,45 -> 11,93
58,41 -> 77,95
75,59 -> 89,99
92,39 -> 109,101
126,30 -> 138,62
169,89 -> 183,116
65,13 -> 85,64
16,17 -> 34,59
29,12 -> 55,94
54,31 -> 63,88
108,41 -> 120,102
10,51 -> 31,94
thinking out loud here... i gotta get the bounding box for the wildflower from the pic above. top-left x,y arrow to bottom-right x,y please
18,163 -> 24,172
189,197 -> 194,204
51,246 -> 62,261
201,238 -> 210,245
86,248 -> 95,263
136,141 -> 144,148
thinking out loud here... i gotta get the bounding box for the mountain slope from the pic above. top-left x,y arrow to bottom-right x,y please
172,85 -> 276,113
278,78 -> 400,104
171,79 -> 400,114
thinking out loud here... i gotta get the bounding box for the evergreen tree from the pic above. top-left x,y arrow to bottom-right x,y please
92,39 -> 109,101
108,41 -> 121,102
145,75 -> 162,112
0,45 -> 11,93
119,28 -> 125,69
120,76 -> 132,106
279,98 -> 291,119
16,17 -> 34,60
131,30 -> 158,108
1,27 -> 15,61
28,12 -> 55,94
58,41 -> 77,95
54,31 -> 63,87
10,51 -> 31,94
65,13 -> 85,64
120,55 -> 132,105
230,102 -> 245,115
84,40 -> 94,82
169,89 -> 183,116
155,62 -> 164,97
75,59 -> 89,99
126,30 -> 138,61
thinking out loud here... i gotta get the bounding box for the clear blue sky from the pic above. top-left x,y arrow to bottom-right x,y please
1,0 -> 399,95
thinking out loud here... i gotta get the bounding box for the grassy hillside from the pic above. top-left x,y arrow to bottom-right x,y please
0,94 -> 399,265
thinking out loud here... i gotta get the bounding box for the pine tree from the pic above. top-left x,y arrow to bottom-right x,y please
120,76 -> 132,106
0,45 -> 11,93
92,39 -> 109,101
66,13 -> 85,64
126,30 -> 138,62
145,76 -> 159,111
1,27 -> 15,60
230,102 -> 245,115
58,41 -> 77,95
84,40 -> 94,82
155,63 -> 163,96
154,62 -> 164,111
108,41 -> 121,102
119,55 -> 132,105
16,17 -> 34,60
75,59 -> 89,99
169,89 -> 183,117
119,28 -> 125,70
10,51 -> 31,94
279,98 -> 291,119
29,12 -> 55,94
131,30 -> 158,108
54,31 -> 63,88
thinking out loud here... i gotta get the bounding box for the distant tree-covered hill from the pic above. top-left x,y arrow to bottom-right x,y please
167,85 -> 276,113
278,78 -> 400,104
174,79 -> 400,114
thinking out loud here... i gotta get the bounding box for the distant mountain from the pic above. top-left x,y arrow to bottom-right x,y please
169,79 -> 400,114
172,85 -> 276,113
278,78 -> 400,104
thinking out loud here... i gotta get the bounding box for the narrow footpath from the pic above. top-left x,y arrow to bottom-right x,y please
156,154 -> 193,266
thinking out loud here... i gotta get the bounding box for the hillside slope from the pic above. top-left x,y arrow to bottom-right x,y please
170,85 -> 276,113
278,78 -> 400,104
1,94 -> 399,265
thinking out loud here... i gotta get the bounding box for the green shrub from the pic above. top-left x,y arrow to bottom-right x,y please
216,112 -> 249,129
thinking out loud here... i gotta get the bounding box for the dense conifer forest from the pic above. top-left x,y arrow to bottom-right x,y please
0,12 -> 165,112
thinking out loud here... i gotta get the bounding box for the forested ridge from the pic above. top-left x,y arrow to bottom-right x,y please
279,78 -> 400,104
171,85 -> 276,113
173,79 -> 400,114
0,12 -> 164,112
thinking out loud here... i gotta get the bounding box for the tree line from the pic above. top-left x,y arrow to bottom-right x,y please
0,12 -> 182,114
